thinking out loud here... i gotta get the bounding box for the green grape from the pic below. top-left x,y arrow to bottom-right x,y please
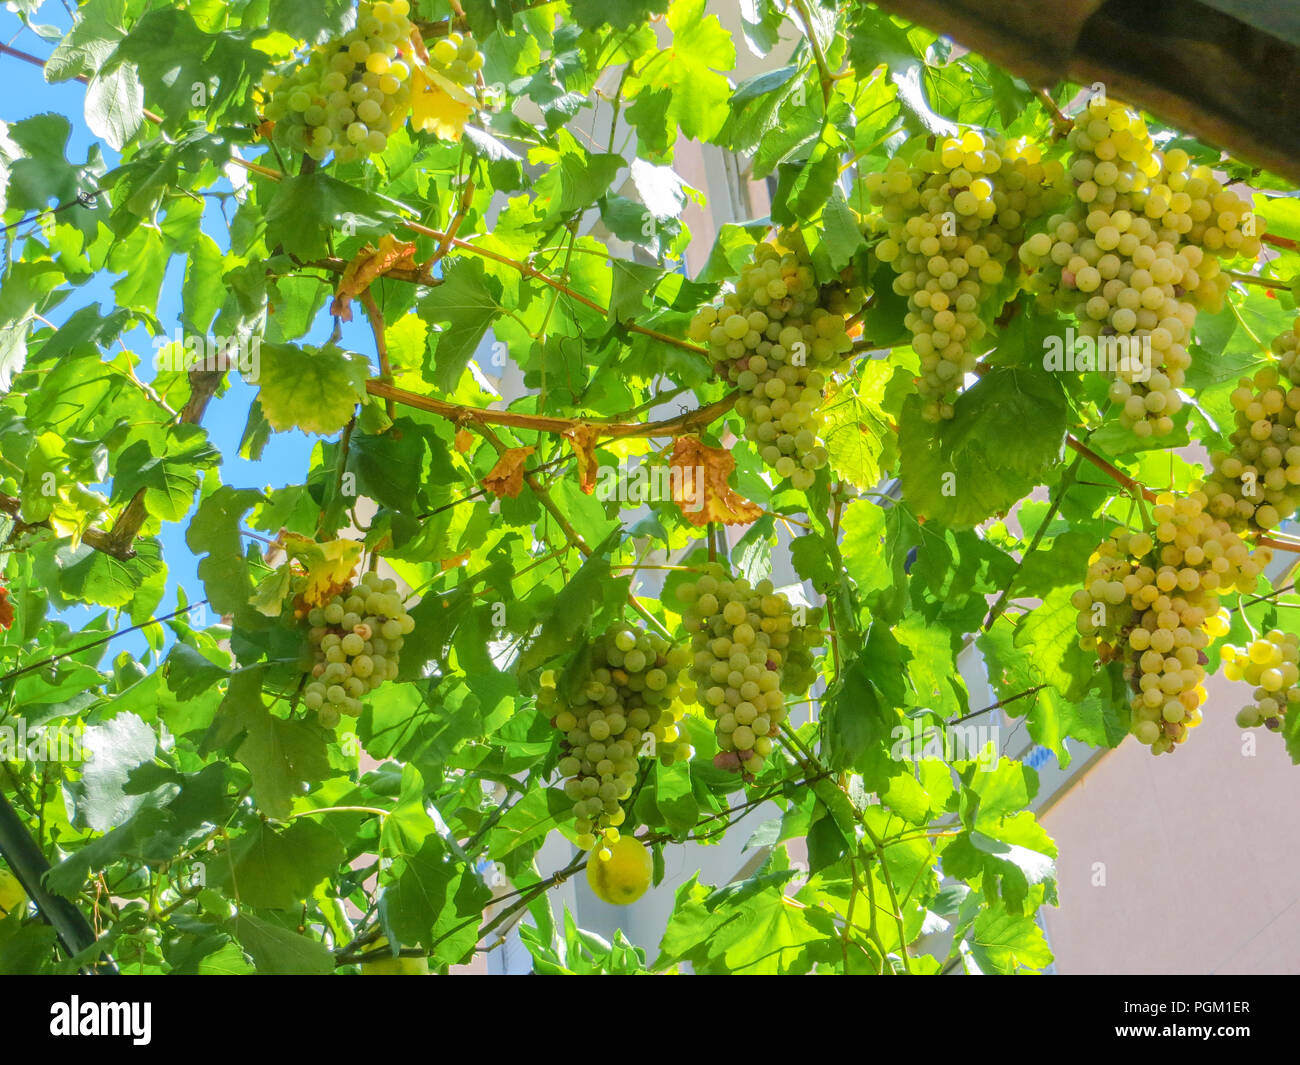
1223,631 -> 1300,736
258,0 -> 414,164
1072,491 -> 1267,755
678,563 -> 822,781
541,621 -> 692,849
294,568 -> 414,727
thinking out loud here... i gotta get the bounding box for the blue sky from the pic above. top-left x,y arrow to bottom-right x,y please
2,5 -> 375,662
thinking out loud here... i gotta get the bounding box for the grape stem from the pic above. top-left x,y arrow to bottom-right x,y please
1035,87 -> 1074,138
1224,269 -> 1290,291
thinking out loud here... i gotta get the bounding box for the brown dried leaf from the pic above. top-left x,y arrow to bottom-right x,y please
483,446 -> 535,499
667,437 -> 763,527
454,428 -> 475,453
330,235 -> 419,321
0,587 -> 11,631
563,425 -> 600,494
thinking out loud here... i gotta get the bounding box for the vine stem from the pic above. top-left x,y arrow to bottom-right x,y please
0,601 -> 209,684
790,0 -> 833,104
1257,534 -> 1300,554
364,379 -> 738,439
1224,269 -> 1290,290
946,684 -> 1049,725
1065,434 -> 1157,502
860,819 -> 913,974
359,291 -> 396,421
288,806 -> 390,819
983,453 -> 1083,631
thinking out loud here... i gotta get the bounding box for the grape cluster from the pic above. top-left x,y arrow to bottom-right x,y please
539,624 -> 693,853
1072,491 -> 1268,754
299,570 -> 413,727
261,0 -> 415,164
1203,321 -> 1300,531
1223,631 -> 1300,731
426,29 -> 484,86
678,563 -> 822,779
867,130 -> 1063,421
687,238 -> 863,489
1020,98 -> 1201,437
1159,147 -> 1264,314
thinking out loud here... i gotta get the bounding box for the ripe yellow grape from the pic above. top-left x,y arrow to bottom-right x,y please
260,0 -> 415,163
867,129 -> 1064,421
1073,490 -> 1270,754
1016,97 -> 1264,439
1204,320 -> 1300,531
586,835 -> 652,905
1227,630 -> 1300,732
689,235 -> 863,488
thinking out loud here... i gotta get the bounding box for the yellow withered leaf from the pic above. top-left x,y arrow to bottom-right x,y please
282,534 -> 363,610
563,425 -> 600,494
330,235 -> 418,322
483,446 -> 535,499
667,437 -> 763,527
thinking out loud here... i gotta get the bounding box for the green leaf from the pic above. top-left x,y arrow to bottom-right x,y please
267,0 -> 356,43
206,671 -> 330,820
569,0 -> 669,30
67,712 -> 161,833
45,0 -> 127,82
112,424 -> 219,522
264,172 -> 404,260
418,259 -> 503,392
84,60 -> 143,151
897,369 -> 1068,529
626,0 -> 737,147
230,914 -> 334,975
256,343 -> 369,436
186,484 -> 262,618
162,642 -> 229,700
206,820 -> 344,911
968,908 -> 1053,973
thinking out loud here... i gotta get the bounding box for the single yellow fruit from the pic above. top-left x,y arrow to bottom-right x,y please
585,836 -> 652,905
360,936 -> 430,975
0,868 -> 26,917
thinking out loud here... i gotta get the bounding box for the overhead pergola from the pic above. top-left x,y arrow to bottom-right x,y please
872,0 -> 1300,183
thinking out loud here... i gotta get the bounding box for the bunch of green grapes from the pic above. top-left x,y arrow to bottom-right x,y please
1072,491 -> 1268,754
539,624 -> 692,853
1019,97 -> 1214,438
261,0 -> 414,163
687,237 -> 863,489
867,129 -> 1064,421
1222,630 -> 1300,731
1203,321 -> 1300,531
426,29 -> 484,86
677,563 -> 822,779
298,570 -> 414,727
1156,147 -> 1264,314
